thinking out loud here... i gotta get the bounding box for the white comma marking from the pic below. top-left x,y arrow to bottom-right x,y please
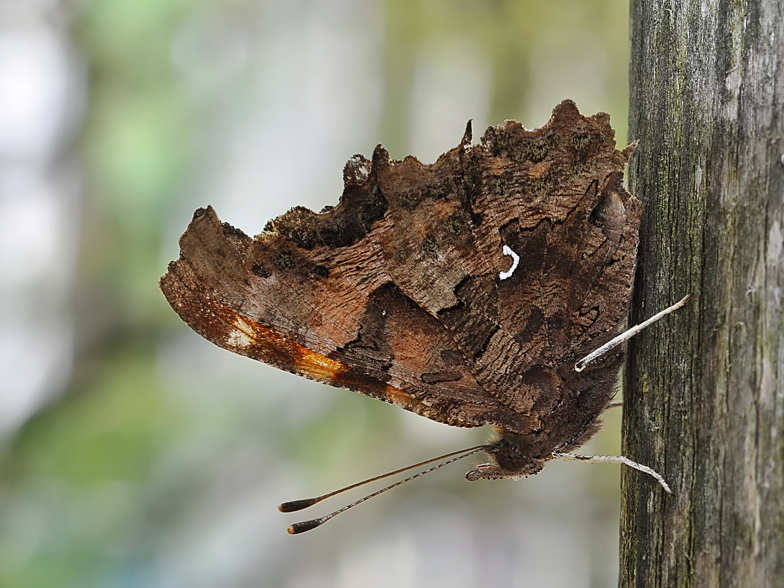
499,244 -> 520,280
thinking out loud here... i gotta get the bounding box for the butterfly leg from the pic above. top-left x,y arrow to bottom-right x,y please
465,462 -> 540,481
552,452 -> 672,494
575,294 -> 690,372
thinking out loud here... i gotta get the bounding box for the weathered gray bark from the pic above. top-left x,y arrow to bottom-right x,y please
621,1 -> 784,586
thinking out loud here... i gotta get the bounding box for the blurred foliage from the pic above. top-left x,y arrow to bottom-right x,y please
381,0 -> 629,154
0,0 -> 630,586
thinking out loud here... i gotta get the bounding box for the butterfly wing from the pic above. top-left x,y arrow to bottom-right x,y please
161,203 -> 513,429
160,100 -> 640,440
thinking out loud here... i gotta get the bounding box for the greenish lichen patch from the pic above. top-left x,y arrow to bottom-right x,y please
275,251 -> 294,269
445,215 -> 465,235
424,235 -> 440,258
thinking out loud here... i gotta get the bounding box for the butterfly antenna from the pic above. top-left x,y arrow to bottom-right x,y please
279,445 -> 486,513
281,445 -> 487,535
575,294 -> 690,372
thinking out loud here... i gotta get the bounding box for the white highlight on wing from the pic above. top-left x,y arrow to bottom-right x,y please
499,244 -> 520,280
227,315 -> 255,349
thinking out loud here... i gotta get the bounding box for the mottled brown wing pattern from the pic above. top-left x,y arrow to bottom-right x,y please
160,100 -> 640,449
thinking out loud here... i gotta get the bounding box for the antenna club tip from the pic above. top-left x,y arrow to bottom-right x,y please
288,519 -> 323,535
279,498 -> 320,513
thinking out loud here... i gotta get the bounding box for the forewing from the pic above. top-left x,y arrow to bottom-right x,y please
160,100 -> 640,437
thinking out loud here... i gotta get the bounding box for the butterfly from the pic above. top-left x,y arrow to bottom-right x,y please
161,100 -> 678,533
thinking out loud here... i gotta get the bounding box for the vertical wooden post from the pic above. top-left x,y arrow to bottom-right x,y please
621,1 -> 784,585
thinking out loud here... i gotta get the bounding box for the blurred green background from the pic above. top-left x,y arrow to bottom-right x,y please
0,0 -> 630,586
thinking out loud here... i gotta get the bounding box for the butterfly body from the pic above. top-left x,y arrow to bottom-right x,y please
161,100 -> 641,481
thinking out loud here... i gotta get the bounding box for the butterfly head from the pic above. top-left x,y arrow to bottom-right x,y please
466,430 -> 549,481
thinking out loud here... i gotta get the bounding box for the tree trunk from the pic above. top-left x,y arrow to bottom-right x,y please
621,1 -> 784,586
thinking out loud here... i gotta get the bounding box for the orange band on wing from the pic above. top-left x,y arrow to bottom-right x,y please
217,304 -> 450,423
220,306 -> 344,379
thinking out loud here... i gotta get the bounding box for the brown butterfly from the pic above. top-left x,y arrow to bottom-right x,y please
160,101 -> 680,533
